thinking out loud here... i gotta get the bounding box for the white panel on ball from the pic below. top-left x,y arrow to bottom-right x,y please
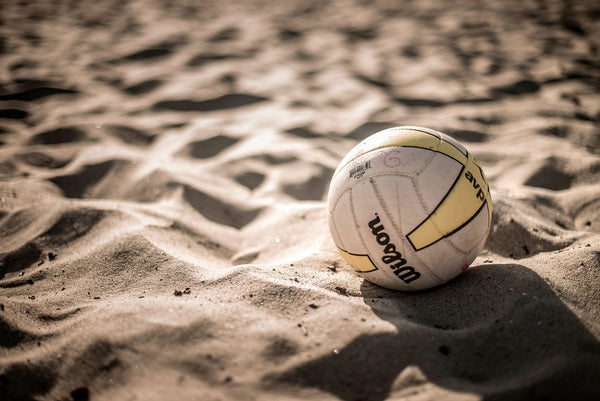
447,202 -> 491,255
330,189 -> 364,253
370,146 -> 436,178
368,175 -> 428,236
351,178 -> 443,290
414,240 -> 467,282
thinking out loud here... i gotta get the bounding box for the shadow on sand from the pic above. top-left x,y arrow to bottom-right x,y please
270,263 -> 600,401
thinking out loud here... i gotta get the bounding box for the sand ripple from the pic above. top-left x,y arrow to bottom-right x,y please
1,0 -> 599,400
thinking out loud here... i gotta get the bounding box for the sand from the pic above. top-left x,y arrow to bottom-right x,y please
1,0 -> 599,400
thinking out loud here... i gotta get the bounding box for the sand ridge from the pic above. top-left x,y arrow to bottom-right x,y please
1,0 -> 600,400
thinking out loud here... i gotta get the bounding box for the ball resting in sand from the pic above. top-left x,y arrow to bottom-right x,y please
328,126 -> 492,290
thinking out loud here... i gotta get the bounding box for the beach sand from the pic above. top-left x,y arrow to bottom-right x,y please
1,0 -> 599,400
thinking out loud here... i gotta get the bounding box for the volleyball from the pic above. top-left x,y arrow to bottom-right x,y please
327,126 -> 492,290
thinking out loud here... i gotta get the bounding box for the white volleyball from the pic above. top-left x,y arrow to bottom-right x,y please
327,126 -> 492,290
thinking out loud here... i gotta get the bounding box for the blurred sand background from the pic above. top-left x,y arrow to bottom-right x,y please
1,0 -> 599,400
